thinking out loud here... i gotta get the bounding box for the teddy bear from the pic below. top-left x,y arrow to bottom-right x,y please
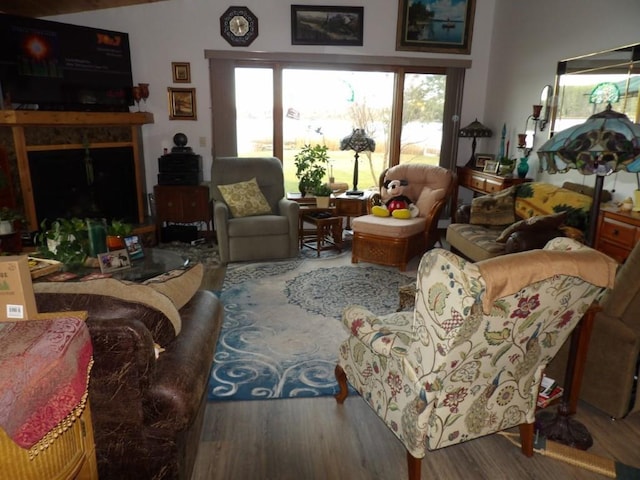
371,178 -> 419,219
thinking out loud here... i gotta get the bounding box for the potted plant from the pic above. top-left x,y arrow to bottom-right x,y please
294,144 -> 329,196
106,219 -> 133,250
36,217 -> 90,268
313,184 -> 333,208
0,207 -> 24,235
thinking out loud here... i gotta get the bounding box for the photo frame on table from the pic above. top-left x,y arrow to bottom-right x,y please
171,62 -> 191,83
124,234 -> 144,260
98,249 -> 131,273
475,153 -> 494,169
482,158 -> 499,174
396,0 -> 475,54
168,87 -> 197,120
291,5 -> 364,46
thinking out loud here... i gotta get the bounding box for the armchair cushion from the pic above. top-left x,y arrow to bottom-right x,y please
469,186 -> 516,226
218,177 -> 272,218
495,211 -> 568,243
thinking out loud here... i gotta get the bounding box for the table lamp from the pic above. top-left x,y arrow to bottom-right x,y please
340,128 -> 376,196
459,119 -> 492,166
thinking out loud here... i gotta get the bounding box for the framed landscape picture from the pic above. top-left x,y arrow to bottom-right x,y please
168,87 -> 197,120
171,62 -> 191,83
396,0 -> 475,54
291,5 -> 364,46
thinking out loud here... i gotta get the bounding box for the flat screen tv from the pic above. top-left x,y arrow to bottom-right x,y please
0,13 -> 133,112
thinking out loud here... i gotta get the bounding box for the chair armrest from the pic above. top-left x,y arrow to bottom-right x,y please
504,229 -> 564,254
145,291 -> 223,431
342,305 -> 412,357
454,204 -> 471,223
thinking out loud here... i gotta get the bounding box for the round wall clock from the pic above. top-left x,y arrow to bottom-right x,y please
220,6 -> 258,47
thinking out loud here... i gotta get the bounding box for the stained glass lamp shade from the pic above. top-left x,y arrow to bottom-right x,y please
459,119 -> 492,165
537,104 -> 640,245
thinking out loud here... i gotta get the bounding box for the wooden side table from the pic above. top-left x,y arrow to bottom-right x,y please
456,166 -> 531,196
298,206 -> 342,256
595,206 -> 640,263
154,184 -> 213,243
334,191 -> 376,229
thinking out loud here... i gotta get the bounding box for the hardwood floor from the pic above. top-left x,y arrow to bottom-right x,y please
192,395 -> 640,479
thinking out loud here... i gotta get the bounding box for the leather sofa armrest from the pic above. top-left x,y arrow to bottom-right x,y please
504,229 -> 564,254
454,204 -> 471,223
144,290 -> 223,431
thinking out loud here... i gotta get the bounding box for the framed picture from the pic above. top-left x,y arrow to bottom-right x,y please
98,249 -> 131,273
168,87 -> 197,120
291,5 -> 364,46
396,0 -> 476,54
475,153 -> 494,169
171,62 -> 191,83
483,158 -> 499,174
124,234 -> 144,260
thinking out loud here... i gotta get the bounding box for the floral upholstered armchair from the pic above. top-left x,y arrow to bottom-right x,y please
335,237 -> 617,480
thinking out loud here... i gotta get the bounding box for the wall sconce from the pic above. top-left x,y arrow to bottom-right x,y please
539,85 -> 553,131
517,104 -> 542,158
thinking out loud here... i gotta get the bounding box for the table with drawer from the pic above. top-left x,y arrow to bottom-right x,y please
595,207 -> 640,263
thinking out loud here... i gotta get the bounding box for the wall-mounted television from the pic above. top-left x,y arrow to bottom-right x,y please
0,13 -> 133,112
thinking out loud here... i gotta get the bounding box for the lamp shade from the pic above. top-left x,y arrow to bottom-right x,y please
458,119 -> 492,138
537,104 -> 640,175
340,128 -> 376,153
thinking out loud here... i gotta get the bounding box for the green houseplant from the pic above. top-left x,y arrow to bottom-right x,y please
0,207 -> 24,235
294,144 -> 329,196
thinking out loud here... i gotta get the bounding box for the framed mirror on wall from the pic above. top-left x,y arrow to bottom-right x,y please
551,43 -> 640,134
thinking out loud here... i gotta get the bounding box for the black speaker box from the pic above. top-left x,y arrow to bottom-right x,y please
158,154 -> 202,173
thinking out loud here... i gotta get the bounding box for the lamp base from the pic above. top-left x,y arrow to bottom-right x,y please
535,410 -> 593,450
346,190 -> 363,196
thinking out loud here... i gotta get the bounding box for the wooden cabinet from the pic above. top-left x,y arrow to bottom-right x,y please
154,185 -> 212,242
456,166 -> 530,196
595,207 -> 640,263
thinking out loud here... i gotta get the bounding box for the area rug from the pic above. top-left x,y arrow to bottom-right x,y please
208,252 -> 416,401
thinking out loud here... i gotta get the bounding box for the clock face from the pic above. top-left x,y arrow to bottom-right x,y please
220,7 -> 258,47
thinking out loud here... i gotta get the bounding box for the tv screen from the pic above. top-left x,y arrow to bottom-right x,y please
0,13 -> 133,111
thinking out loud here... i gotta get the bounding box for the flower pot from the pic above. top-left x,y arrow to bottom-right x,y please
316,196 -> 331,208
0,220 -> 13,235
106,235 -> 125,250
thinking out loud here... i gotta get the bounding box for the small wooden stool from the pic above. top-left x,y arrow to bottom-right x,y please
301,212 -> 343,256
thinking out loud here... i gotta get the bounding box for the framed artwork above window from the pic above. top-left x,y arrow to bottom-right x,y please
291,5 -> 364,46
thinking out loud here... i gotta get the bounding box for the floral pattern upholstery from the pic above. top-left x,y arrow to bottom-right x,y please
337,237 -> 612,459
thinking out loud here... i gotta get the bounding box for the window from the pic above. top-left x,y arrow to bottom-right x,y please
208,51 -> 468,195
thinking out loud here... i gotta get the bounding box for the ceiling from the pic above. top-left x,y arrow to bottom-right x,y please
0,0 -> 168,18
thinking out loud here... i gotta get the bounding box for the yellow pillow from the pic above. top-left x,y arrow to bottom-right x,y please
218,178 -> 272,218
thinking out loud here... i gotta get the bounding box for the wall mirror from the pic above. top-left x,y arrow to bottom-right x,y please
551,43 -> 640,134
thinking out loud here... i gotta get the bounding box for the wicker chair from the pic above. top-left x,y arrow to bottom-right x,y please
351,164 -> 455,270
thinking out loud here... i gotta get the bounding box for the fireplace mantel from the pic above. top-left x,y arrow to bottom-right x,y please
0,110 -> 154,231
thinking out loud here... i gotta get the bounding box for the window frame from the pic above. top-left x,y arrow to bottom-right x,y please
205,50 -> 470,171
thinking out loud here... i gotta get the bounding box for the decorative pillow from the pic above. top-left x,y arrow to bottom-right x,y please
469,186 -> 516,226
218,178 -> 272,218
495,211 -> 569,243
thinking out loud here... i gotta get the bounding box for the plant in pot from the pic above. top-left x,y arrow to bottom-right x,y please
36,217 -> 90,268
106,219 -> 133,250
313,184 -> 334,208
0,207 -> 24,235
294,144 -> 329,196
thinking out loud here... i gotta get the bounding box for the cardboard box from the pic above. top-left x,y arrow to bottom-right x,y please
0,256 -> 38,320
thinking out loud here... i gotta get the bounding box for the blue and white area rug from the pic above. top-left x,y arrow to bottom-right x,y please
208,253 -> 416,401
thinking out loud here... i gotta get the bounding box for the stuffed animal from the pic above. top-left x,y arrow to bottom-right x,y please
371,179 -> 419,219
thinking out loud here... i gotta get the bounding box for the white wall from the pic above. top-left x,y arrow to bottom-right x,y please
486,0 -> 640,202
50,0 -> 497,199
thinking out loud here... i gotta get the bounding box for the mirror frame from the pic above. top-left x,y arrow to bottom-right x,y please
550,43 -> 640,134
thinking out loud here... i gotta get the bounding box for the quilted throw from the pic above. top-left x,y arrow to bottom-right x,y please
0,316 -> 92,453
338,237 -> 614,459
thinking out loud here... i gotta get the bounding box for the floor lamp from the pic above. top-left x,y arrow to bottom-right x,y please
340,128 -> 376,196
536,103 -> 640,449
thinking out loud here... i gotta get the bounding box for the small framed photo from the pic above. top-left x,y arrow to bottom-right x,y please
172,62 -> 191,83
124,234 -> 144,260
396,0 -> 476,54
291,5 -> 364,46
98,249 -> 132,273
475,153 -> 494,169
483,158 -> 499,174
168,87 -> 197,120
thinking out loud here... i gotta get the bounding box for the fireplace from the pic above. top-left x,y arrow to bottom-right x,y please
29,147 -> 138,226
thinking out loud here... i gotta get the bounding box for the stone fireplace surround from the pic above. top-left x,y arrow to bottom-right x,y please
0,111 -> 153,232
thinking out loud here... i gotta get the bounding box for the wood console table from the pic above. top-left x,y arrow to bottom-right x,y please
595,206 -> 640,263
456,166 -> 531,196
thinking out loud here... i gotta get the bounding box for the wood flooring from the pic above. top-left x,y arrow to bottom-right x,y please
192,395 -> 640,479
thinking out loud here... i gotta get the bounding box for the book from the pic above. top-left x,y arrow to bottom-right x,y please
537,385 -> 564,408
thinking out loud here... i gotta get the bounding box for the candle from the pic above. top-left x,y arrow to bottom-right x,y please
87,218 -> 107,257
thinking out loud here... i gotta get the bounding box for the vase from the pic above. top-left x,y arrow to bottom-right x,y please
316,196 -> 330,208
517,157 -> 529,179
87,218 -> 108,257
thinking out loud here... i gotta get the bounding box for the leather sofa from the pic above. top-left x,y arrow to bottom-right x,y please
34,266 -> 223,480
446,181 -> 603,262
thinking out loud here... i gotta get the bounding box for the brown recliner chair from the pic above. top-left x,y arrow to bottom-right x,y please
546,240 -> 640,419
35,283 -> 223,480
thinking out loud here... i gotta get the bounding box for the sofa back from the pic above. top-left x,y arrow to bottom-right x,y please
514,182 -> 593,232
